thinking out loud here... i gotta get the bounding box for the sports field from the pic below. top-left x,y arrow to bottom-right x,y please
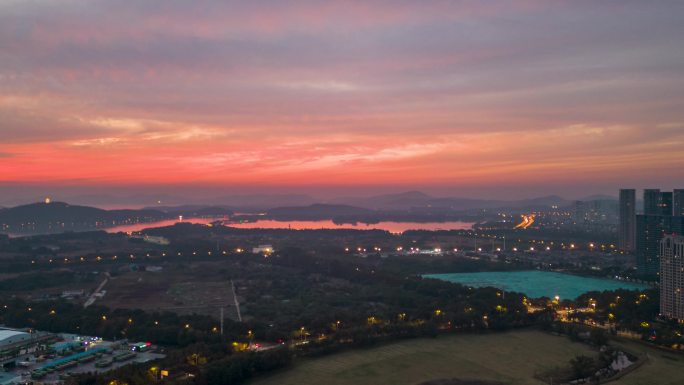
250,330 -> 596,385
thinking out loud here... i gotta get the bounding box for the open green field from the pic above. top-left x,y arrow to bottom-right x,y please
250,330 -> 596,385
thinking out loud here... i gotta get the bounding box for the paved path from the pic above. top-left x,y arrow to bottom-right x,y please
231,279 -> 242,322
84,277 -> 108,308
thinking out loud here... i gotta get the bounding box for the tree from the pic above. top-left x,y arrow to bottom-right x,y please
569,355 -> 595,379
589,329 -> 608,346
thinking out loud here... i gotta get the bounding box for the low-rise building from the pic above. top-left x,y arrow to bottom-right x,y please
252,245 -> 274,254
0,328 -> 31,354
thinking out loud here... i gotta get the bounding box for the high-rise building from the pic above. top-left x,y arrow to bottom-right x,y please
619,189 -> 636,252
637,214 -> 670,280
644,189 -> 661,215
636,214 -> 684,280
635,189 -> 684,280
660,235 -> 684,320
674,189 -> 684,217
643,189 -> 673,216
660,191 -> 673,216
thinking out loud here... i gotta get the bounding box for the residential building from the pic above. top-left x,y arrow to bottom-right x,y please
660,235 -> 684,320
644,189 -> 661,215
637,214 -> 684,280
619,189 -> 636,252
674,189 -> 684,217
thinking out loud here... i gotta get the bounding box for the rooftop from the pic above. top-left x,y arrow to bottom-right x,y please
0,328 -> 29,342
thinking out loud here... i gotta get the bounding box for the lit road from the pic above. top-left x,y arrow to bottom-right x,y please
514,214 -> 536,229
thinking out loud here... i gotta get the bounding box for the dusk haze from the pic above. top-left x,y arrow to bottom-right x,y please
1,2 -> 683,385
2,1 -> 684,203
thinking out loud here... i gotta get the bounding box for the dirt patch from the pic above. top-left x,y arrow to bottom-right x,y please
98,270 -> 240,319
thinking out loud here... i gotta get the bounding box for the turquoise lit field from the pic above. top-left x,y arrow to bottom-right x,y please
423,270 -> 649,299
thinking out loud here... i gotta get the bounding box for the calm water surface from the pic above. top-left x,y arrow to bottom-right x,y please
424,270 -> 649,299
105,218 -> 474,234
224,219 -> 473,233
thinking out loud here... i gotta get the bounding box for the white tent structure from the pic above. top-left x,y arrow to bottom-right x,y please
0,329 -> 30,349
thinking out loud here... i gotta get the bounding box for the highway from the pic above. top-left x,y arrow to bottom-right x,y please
514,214 -> 536,229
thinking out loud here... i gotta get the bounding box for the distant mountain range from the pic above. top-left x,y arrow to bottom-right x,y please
0,201 -> 165,222
0,192 -> 618,235
213,194 -> 317,209
1,190 -> 618,210
143,194 -> 316,211
0,202 -> 168,234
578,194 -> 617,201
330,191 -> 581,211
143,205 -> 234,216
268,204 -> 374,220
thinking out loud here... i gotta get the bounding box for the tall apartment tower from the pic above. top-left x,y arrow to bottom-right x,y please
660,191 -> 673,216
636,214 -> 671,280
636,189 -> 684,280
644,189 -> 661,215
637,213 -> 684,280
674,189 -> 684,217
618,189 -> 636,252
660,235 -> 684,320
644,189 -> 673,216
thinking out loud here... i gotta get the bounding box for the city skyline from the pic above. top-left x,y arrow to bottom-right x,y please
2,1 -> 684,200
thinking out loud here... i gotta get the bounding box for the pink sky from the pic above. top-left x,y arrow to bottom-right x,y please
1,1 -> 683,200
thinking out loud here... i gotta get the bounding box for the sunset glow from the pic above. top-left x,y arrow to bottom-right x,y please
2,1 -> 684,198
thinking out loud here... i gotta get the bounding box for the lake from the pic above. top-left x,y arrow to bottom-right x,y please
222,219 -> 473,233
423,270 -> 649,299
105,218 -> 474,234
6,218 -> 474,237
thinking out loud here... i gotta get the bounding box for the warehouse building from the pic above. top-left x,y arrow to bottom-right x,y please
0,329 -> 31,351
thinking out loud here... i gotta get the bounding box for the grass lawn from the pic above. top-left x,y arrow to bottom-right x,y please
610,339 -> 684,385
250,330 -> 597,385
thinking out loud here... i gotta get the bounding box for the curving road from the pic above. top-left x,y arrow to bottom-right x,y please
514,214 -> 536,229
